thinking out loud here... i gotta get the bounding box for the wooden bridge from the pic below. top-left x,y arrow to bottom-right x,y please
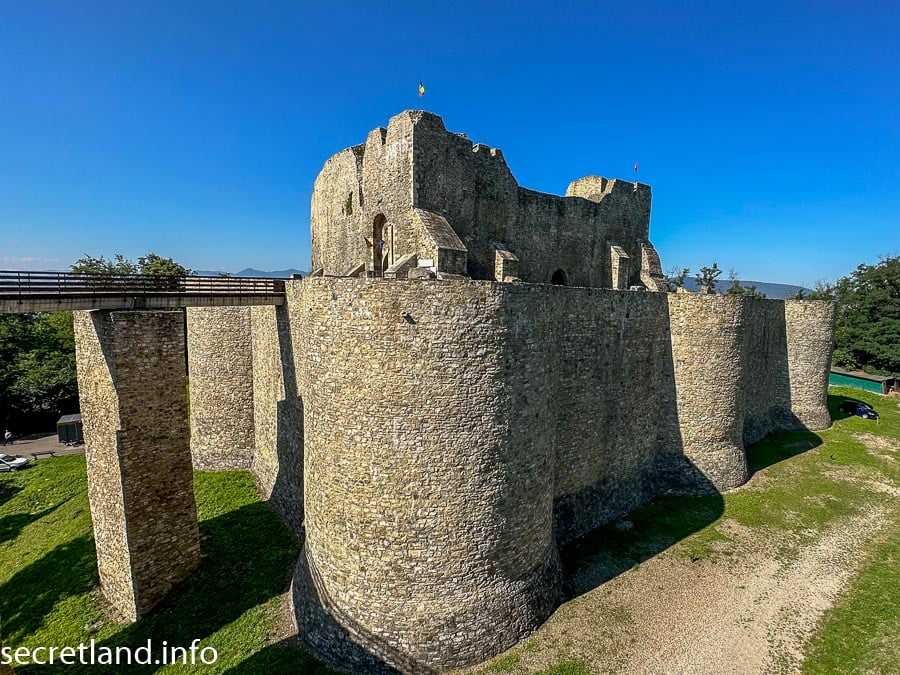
0,270 -> 288,313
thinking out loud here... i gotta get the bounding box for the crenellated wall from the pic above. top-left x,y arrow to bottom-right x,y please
277,277 -> 835,671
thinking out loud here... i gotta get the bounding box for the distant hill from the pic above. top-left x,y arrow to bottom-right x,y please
196,268 -> 304,278
682,278 -> 811,299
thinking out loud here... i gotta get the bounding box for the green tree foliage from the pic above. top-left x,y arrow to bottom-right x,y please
0,312 -> 78,433
70,252 -> 192,276
695,263 -> 722,293
726,269 -> 767,298
136,253 -> 193,276
665,267 -> 690,292
70,253 -> 138,275
829,256 -> 899,375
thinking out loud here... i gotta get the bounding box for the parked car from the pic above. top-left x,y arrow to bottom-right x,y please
839,400 -> 880,421
0,453 -> 30,472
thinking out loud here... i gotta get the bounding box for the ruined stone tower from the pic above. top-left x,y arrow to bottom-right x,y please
309,110 -> 667,291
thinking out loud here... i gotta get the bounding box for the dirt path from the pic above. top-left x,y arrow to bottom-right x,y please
481,507 -> 891,675
624,508 -> 888,674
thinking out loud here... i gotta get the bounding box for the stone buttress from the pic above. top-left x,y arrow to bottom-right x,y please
73,310 -> 200,621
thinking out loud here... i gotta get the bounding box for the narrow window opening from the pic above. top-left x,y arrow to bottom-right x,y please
551,268 -> 568,286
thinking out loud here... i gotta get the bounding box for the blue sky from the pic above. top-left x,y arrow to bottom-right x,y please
0,1 -> 897,285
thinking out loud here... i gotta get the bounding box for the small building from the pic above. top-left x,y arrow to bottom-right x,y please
57,414 -> 84,444
829,368 -> 896,396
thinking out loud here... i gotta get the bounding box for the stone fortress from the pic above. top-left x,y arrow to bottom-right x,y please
70,110 -> 836,673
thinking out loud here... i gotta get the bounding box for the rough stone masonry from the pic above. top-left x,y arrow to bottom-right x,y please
71,111 -> 836,673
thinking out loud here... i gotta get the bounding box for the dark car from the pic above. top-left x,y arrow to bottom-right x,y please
839,400 -> 880,420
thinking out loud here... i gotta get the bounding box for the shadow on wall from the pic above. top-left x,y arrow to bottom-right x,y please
291,554 -> 426,675
559,425 -> 824,601
254,305 -> 304,536
550,295 -> 830,611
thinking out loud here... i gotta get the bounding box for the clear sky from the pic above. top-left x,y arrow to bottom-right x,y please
1,1 -> 897,285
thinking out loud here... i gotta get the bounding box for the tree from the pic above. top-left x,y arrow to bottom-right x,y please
71,252 -> 192,276
0,251 -> 195,433
726,269 -> 766,298
70,253 -> 137,275
695,263 -> 722,293
665,267 -> 690,292
830,256 -> 899,375
136,253 -> 193,276
0,312 -> 78,432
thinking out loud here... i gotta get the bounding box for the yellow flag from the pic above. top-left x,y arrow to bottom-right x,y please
418,81 -> 425,97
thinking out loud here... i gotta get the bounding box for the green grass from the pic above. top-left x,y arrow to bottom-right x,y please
803,517 -> 900,674
0,458 -> 332,673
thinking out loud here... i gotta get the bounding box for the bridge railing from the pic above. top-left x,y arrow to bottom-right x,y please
0,271 -> 287,298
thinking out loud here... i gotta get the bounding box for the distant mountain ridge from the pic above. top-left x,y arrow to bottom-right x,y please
196,268 -> 304,278
682,278 -> 811,299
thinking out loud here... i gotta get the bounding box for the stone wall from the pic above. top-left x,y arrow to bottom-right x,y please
551,288 -> 672,542
186,307 -> 255,471
285,278 -> 836,670
310,111 -> 661,288
74,310 -> 200,621
250,305 -> 304,534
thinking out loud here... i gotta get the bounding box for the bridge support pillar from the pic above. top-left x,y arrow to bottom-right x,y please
74,310 -> 200,622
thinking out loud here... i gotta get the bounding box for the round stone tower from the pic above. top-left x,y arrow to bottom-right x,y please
784,299 -> 836,430
664,293 -> 750,491
290,278 -> 561,672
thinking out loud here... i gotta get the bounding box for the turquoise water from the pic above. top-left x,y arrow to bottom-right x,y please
829,372 -> 885,394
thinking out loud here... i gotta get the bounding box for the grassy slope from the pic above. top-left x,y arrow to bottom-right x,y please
0,462 -> 332,673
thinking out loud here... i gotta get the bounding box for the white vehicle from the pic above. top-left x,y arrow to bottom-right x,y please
0,453 -> 30,472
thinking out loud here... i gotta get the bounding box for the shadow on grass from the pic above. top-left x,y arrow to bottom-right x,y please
0,535 -> 99,643
560,415 -> 835,601
0,481 -> 23,509
223,643 -> 337,674
0,502 -> 65,544
560,492 -> 725,598
746,430 -> 822,475
827,392 -> 875,422
14,498 -> 302,674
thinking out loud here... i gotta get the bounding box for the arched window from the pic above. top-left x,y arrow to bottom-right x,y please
550,268 -> 568,286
